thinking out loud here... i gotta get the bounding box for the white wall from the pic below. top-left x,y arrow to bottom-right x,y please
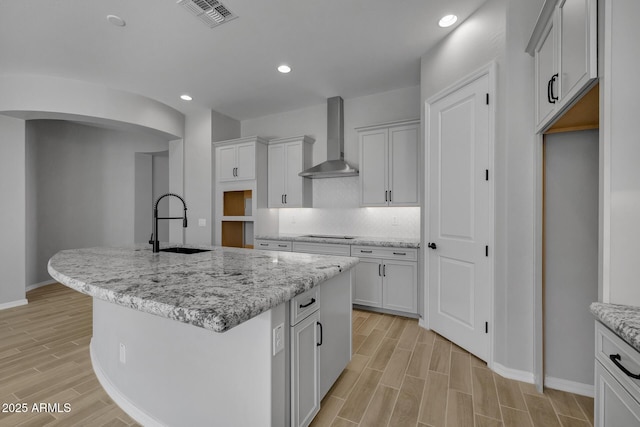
241,86 -> 421,238
0,115 -> 27,308
25,120 -> 169,285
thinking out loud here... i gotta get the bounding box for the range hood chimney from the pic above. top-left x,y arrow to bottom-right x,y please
299,97 -> 359,179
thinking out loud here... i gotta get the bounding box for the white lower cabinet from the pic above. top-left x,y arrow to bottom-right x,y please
291,309 -> 321,427
289,272 -> 352,427
353,259 -> 383,307
596,361 -> 640,427
351,246 -> 418,315
595,321 -> 640,426
254,239 -> 292,251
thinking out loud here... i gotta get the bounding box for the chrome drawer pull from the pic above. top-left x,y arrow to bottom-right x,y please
610,354 -> 640,379
299,298 -> 316,309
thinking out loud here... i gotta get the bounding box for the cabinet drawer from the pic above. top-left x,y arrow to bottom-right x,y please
255,239 -> 292,251
595,360 -> 640,427
292,242 -> 351,256
596,321 -> 640,398
351,245 -> 417,261
291,287 -> 319,326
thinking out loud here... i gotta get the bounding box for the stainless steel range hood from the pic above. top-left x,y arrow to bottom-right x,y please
299,97 -> 359,179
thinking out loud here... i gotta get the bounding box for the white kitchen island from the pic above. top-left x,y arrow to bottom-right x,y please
48,245 -> 357,427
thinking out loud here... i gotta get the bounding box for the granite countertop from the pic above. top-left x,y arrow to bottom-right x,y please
48,245 -> 358,333
591,302 -> 640,353
255,233 -> 420,249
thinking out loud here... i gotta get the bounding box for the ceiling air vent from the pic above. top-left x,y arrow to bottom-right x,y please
177,0 -> 237,28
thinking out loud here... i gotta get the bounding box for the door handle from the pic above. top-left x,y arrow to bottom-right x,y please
550,73 -> 559,103
299,298 -> 316,309
317,322 -> 323,346
427,242 -> 437,250
610,354 -> 640,379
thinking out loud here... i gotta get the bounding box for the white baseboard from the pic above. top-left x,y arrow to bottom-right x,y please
545,375 -> 594,397
26,279 -> 57,292
492,362 -> 536,384
419,318 -> 428,329
0,299 -> 28,311
90,340 -> 166,427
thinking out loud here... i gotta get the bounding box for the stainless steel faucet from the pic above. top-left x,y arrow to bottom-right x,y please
151,193 -> 187,252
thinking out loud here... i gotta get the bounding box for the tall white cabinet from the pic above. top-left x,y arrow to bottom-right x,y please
213,136 -> 270,248
357,119 -> 420,207
268,136 -> 314,208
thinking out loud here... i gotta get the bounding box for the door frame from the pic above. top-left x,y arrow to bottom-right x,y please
422,61 -> 496,368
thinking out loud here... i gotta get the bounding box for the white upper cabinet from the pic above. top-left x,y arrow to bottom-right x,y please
215,137 -> 267,182
268,136 -> 314,208
358,119 -> 419,207
528,0 -> 598,132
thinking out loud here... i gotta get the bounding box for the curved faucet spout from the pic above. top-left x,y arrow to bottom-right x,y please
152,193 -> 188,253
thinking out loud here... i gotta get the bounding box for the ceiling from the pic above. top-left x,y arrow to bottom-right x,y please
0,0 -> 488,120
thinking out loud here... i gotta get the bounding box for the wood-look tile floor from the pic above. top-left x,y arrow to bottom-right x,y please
0,284 -> 593,427
311,309 -> 595,427
0,284 -> 138,426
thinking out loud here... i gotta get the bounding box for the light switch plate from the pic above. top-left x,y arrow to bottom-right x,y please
198,218 -> 206,227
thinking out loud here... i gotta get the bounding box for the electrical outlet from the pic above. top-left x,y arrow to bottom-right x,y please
392,216 -> 399,226
273,323 -> 284,355
119,343 -> 126,364
198,218 -> 206,227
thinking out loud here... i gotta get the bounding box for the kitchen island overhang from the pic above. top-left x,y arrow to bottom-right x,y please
48,245 -> 357,427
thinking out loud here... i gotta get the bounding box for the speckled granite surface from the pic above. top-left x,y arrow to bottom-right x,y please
591,302 -> 640,353
255,233 -> 420,249
48,245 -> 358,333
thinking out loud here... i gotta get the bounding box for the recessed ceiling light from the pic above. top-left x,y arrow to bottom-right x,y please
180,94 -> 193,101
277,65 -> 291,74
438,14 -> 458,28
106,15 -> 126,27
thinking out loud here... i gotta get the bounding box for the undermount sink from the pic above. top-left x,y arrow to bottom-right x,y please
159,247 -> 211,254
301,234 -> 355,240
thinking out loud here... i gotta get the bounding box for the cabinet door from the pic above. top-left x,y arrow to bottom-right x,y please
235,142 -> 255,180
535,17 -> 558,130
217,145 -> 237,182
382,260 -> 417,314
360,129 -> 389,207
268,144 -> 286,208
559,0 -> 597,102
353,258 -> 383,307
389,124 -> 419,206
595,361 -> 640,427
284,142 -> 304,207
291,311 -> 320,427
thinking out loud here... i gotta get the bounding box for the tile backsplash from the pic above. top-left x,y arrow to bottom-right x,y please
278,177 -> 420,238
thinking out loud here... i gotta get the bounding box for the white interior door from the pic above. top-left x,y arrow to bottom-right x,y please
427,71 -> 492,361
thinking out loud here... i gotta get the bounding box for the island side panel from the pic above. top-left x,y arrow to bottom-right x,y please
319,269 -> 353,398
91,298 -> 286,427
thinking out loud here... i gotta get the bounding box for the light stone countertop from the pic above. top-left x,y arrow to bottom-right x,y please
591,302 -> 640,353
48,245 -> 358,333
255,233 -> 420,249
